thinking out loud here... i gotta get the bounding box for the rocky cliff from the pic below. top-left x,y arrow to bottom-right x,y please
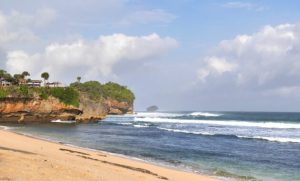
104,98 -> 133,115
0,96 -> 133,123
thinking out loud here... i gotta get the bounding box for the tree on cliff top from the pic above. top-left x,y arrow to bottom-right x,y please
102,82 -> 135,103
77,76 -> 81,83
41,72 -> 49,85
22,71 -> 30,79
0,70 -> 13,82
70,81 -> 135,103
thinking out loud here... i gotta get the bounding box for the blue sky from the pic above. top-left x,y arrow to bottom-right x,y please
1,0 -> 300,111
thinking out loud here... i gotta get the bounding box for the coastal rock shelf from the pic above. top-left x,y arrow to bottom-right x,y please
0,96 -> 133,123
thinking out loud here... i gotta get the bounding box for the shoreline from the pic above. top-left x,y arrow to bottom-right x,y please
0,129 -> 219,181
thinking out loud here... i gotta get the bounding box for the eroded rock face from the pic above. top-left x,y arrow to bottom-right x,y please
75,94 -> 107,123
104,98 -> 133,115
0,97 -> 82,123
0,96 -> 133,123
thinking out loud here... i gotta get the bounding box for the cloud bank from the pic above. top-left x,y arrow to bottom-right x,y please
197,24 -> 300,96
6,33 -> 178,83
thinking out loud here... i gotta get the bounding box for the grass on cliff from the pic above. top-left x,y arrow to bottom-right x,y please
48,87 -> 79,107
0,86 -> 80,107
70,81 -> 135,103
0,85 -> 32,98
36,87 -> 80,107
0,80 -> 134,106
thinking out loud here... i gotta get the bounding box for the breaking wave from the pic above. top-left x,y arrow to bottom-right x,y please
189,112 -> 222,117
134,117 -> 300,129
51,120 -> 76,124
157,127 -> 300,143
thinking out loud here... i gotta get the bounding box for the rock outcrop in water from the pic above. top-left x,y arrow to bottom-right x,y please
146,105 -> 159,112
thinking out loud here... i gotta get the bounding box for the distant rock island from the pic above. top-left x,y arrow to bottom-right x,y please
0,69 -> 135,123
146,105 -> 159,112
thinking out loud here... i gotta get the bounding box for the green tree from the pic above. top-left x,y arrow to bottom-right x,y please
41,72 -> 50,85
13,74 -> 23,84
22,71 -> 30,79
77,76 -> 81,83
0,70 -> 13,82
0,69 -> 7,78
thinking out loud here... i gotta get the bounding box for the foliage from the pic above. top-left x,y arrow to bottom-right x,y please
102,82 -> 135,103
49,87 -> 79,107
13,74 -> 23,80
77,76 -> 81,83
0,89 -> 8,98
32,87 -> 49,100
0,69 -> 134,105
22,71 -> 30,78
70,81 -> 104,100
70,81 -> 135,103
0,69 -> 15,83
41,72 -> 49,81
19,85 -> 29,97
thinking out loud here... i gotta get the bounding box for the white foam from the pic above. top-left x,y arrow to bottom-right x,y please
136,112 -> 183,118
189,112 -> 222,117
0,126 -> 11,130
157,127 -> 214,135
134,117 -> 300,129
133,125 -> 149,128
238,136 -> 300,143
117,122 -> 133,125
51,120 -> 76,123
157,127 -> 300,143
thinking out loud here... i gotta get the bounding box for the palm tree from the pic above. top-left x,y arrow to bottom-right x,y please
41,72 -> 49,86
13,74 -> 23,85
77,76 -> 81,83
21,71 -> 30,83
21,71 -> 30,79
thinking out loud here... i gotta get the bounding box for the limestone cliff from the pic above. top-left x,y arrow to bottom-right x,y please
104,98 -> 133,115
0,97 -> 82,123
0,96 -> 133,123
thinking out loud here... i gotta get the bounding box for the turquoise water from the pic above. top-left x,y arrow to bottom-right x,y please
2,111 -> 300,181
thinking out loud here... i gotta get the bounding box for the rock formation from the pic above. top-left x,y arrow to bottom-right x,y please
0,96 -> 133,123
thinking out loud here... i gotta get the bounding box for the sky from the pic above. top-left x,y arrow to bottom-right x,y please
1,0 -> 300,112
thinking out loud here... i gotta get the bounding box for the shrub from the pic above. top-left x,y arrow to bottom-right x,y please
19,85 -> 29,97
0,89 -> 8,98
70,81 -> 104,100
102,82 -> 135,103
49,87 -> 79,107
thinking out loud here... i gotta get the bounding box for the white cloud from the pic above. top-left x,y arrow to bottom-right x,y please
5,33 -> 178,82
197,23 -> 300,95
0,8 -> 56,50
119,9 -> 176,26
197,57 -> 237,81
8,8 -> 57,28
222,1 -> 267,11
264,86 -> 300,97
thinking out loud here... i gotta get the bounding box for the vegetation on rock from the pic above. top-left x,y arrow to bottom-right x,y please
0,69 -> 135,107
70,81 -> 135,103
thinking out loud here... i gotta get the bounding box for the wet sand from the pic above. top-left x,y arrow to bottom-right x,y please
0,130 -> 218,181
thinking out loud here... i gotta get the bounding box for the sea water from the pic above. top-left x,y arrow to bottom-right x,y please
2,111 -> 300,181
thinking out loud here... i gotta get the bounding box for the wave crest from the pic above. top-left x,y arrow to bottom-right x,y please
189,112 -> 222,117
134,117 -> 300,129
157,127 -> 300,143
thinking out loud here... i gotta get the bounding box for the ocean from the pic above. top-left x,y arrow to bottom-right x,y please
1,111 -> 300,181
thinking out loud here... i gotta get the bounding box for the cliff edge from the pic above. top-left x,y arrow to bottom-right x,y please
0,81 -> 134,123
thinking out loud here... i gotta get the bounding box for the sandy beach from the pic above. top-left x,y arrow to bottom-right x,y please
0,130 -> 218,181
